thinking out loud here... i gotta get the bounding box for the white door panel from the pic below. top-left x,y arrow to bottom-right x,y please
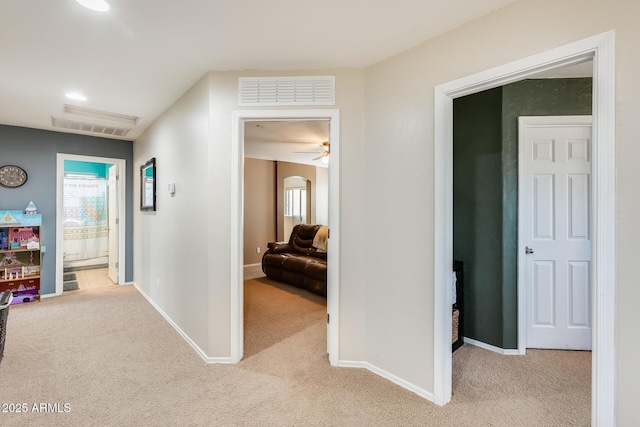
568,261 -> 590,327
520,116 -> 592,350
532,260 -> 555,326
533,174 -> 555,239
568,174 -> 590,240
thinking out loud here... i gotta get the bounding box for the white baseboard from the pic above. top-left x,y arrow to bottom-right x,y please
463,337 -> 520,355
132,282 -> 233,364
40,292 -> 59,299
338,360 -> 435,402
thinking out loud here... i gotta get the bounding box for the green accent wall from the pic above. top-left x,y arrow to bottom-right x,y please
454,86 -> 504,347
454,78 -> 592,349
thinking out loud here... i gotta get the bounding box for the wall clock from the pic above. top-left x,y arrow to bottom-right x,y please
0,165 -> 28,188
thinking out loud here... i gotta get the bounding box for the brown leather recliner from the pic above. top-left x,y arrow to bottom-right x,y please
261,224 -> 327,297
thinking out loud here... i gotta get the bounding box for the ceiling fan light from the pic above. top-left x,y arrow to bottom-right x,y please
75,0 -> 111,12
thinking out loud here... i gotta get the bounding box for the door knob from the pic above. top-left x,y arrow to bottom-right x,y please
525,246 -> 534,254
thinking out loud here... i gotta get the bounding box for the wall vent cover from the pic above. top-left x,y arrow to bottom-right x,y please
52,105 -> 138,138
52,117 -> 131,137
239,76 -> 335,106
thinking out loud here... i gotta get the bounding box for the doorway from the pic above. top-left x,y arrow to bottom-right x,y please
55,154 -> 127,295
434,31 -> 615,425
230,109 -> 340,365
453,84 -> 593,354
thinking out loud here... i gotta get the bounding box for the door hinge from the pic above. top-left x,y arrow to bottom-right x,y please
328,228 -> 330,239
116,174 -> 120,180
327,313 -> 330,324
115,262 -> 119,269
115,218 -> 119,225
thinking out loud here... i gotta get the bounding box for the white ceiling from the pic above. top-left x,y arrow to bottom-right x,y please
244,120 -> 330,167
532,60 -> 593,79
0,0 -> 517,141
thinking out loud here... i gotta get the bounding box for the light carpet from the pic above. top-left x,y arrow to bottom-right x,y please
0,278 -> 590,426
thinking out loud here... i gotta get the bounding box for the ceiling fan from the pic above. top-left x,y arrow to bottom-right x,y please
294,141 -> 330,163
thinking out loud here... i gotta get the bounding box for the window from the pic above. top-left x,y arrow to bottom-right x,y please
284,187 -> 306,219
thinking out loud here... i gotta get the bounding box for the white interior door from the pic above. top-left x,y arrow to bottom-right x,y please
108,164 -> 119,284
520,116 -> 592,350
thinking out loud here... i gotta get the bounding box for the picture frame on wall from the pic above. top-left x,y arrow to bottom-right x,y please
140,158 -> 156,212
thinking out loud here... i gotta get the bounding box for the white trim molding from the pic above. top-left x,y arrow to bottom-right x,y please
434,31 -> 615,426
338,361 -> 435,401
133,282 -> 233,364
230,109 -> 340,365
463,337 -> 520,356
243,263 -> 262,268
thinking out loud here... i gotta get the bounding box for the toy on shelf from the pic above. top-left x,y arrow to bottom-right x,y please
0,210 -> 42,304
25,201 -> 37,215
0,252 -> 23,267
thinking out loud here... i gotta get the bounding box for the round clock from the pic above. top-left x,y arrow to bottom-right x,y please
0,165 -> 28,188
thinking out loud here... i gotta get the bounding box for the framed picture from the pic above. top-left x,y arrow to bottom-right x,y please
140,158 -> 156,211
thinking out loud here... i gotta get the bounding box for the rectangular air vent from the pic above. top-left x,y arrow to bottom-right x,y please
52,117 -> 131,137
239,76 -> 335,106
52,105 -> 138,138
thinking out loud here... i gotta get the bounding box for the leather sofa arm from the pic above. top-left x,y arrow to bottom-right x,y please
267,242 -> 292,253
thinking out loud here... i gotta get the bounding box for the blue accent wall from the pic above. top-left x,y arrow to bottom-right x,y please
64,160 -> 111,178
0,125 -> 133,294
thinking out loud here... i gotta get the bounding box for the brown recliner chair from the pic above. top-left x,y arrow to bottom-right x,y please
261,224 -> 327,297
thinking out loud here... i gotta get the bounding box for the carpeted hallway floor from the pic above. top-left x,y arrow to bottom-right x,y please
0,277 -> 590,426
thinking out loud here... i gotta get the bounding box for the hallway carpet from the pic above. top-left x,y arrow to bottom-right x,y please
0,280 -> 590,426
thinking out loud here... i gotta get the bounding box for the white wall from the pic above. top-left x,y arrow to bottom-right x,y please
135,69 -> 367,361
134,74 -> 212,354
363,0 -> 639,423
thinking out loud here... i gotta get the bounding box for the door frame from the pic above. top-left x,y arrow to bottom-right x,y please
55,153 -> 127,295
517,115 -> 593,354
230,109 -> 340,365
107,164 -> 120,284
434,30 -> 615,426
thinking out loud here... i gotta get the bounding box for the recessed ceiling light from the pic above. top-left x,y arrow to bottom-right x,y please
65,92 -> 87,101
75,0 -> 111,12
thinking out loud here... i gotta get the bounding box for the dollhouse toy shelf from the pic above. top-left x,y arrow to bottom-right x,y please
0,211 -> 42,304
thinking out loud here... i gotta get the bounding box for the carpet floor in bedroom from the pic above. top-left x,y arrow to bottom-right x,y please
0,274 -> 590,426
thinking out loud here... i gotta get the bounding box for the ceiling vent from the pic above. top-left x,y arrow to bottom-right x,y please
52,105 -> 138,138
239,76 -> 335,106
